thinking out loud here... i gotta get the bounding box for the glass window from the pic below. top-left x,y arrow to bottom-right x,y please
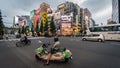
112,26 -> 118,31
89,25 -> 120,32
89,28 -> 94,32
108,26 -> 113,31
117,26 -> 120,31
94,27 -> 101,32
86,34 -> 92,37
93,34 -> 99,36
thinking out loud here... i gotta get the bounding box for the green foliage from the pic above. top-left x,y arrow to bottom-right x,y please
40,20 -> 44,33
44,19 -> 48,31
0,10 -> 5,36
21,26 -> 25,34
18,28 -> 21,34
50,16 -> 56,34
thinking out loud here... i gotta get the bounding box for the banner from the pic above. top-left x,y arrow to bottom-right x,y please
42,12 -> 48,26
36,8 -> 40,15
61,23 -> 72,35
61,15 -> 72,22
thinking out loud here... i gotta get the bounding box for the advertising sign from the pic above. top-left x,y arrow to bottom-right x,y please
42,12 -> 48,25
61,23 -> 72,35
61,15 -> 72,22
36,8 -> 40,15
14,16 -> 19,24
54,12 -> 61,20
35,15 -> 40,23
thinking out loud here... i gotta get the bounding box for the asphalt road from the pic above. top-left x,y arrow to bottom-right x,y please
0,37 -> 120,68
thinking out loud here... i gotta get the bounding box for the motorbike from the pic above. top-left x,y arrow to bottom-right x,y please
16,38 -> 31,47
35,41 -> 72,63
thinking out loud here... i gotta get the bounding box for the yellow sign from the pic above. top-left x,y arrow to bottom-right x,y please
42,12 -> 48,25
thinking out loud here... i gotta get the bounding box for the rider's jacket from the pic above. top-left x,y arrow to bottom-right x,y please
52,41 -> 60,50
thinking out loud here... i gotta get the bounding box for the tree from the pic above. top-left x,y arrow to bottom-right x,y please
40,20 -> 44,33
0,10 -> 5,36
50,16 -> 56,35
21,26 -> 25,34
18,28 -> 21,34
44,19 -> 48,31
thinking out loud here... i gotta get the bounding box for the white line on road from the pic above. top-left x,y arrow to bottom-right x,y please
0,37 -> 45,42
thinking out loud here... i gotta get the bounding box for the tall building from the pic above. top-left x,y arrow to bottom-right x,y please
112,0 -> 119,23
40,2 -> 50,13
89,18 -> 96,27
74,4 -> 80,24
57,1 -> 78,23
80,8 -> 92,31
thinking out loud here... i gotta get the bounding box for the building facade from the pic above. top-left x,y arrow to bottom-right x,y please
40,2 -> 50,13
80,8 -> 92,31
112,0 -> 119,23
57,1 -> 78,23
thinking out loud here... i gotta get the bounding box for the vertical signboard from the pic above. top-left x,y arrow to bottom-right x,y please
61,23 -> 72,36
60,15 -> 72,36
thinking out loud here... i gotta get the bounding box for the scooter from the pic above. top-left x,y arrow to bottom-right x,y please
35,41 -> 72,63
16,38 -> 31,47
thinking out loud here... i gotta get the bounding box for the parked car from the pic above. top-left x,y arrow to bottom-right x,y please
82,34 -> 105,42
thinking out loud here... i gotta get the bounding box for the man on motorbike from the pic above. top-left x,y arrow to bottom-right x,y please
20,34 -> 28,44
52,36 -> 60,51
45,48 -> 72,65
45,36 -> 60,65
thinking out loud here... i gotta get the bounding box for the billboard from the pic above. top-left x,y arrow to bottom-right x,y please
36,8 -> 40,15
61,15 -> 72,22
54,12 -> 61,20
60,23 -> 72,35
16,16 -> 30,28
14,16 -> 19,24
35,14 -> 40,23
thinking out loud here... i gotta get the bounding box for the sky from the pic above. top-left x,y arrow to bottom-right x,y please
0,0 -> 112,27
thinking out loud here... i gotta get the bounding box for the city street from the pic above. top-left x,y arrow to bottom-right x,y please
0,37 -> 120,68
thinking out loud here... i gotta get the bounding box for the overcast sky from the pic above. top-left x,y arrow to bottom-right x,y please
0,0 -> 112,27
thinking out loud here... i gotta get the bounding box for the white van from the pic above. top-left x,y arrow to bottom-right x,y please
82,34 -> 105,42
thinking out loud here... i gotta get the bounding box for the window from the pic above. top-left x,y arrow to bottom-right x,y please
112,26 -> 118,31
89,25 -> 120,32
118,26 -> 120,31
92,34 -> 99,37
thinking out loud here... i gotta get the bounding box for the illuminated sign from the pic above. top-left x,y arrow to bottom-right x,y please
61,15 -> 72,22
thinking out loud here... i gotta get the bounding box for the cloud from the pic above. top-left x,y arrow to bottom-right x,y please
0,0 -> 112,27
93,5 -> 112,25
70,0 -> 87,5
93,5 -> 112,19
